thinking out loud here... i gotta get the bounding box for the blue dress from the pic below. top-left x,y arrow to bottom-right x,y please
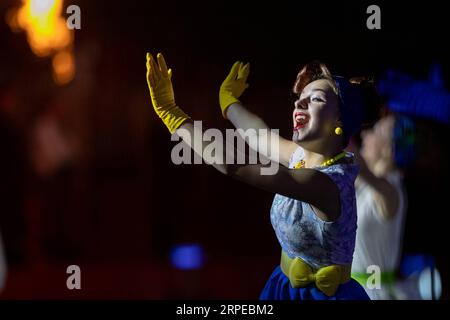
259,147 -> 370,300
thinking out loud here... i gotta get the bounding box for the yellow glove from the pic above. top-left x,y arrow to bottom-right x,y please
146,52 -> 191,134
219,61 -> 250,119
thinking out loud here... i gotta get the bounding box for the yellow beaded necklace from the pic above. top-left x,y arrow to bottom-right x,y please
294,151 -> 347,169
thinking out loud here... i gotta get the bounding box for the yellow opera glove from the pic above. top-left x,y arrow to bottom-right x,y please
219,61 -> 250,119
146,52 -> 191,134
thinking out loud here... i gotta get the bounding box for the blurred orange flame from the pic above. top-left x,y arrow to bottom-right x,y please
6,0 -> 75,85
52,50 -> 75,85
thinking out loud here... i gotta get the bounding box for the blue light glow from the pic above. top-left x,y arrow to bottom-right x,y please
170,243 -> 205,270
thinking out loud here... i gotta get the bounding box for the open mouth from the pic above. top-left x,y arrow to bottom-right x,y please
293,112 -> 310,130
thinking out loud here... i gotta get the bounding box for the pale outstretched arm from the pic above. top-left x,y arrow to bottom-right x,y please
147,53 -> 341,221
219,62 -> 299,167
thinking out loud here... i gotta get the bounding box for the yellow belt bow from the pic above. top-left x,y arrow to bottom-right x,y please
280,251 -> 352,297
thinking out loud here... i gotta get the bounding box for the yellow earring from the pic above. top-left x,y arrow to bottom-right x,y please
335,127 -> 343,136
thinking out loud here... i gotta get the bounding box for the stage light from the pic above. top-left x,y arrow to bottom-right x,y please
401,254 -> 442,300
52,49 -> 74,85
418,267 -> 442,300
170,244 -> 205,270
6,0 -> 75,85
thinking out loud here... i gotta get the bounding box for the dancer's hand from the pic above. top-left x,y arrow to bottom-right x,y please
219,61 -> 250,118
146,52 -> 190,133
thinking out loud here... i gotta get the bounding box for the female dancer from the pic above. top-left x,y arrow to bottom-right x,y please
146,53 -> 369,300
351,113 -> 417,299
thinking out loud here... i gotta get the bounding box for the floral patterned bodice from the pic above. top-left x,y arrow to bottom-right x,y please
270,147 -> 359,269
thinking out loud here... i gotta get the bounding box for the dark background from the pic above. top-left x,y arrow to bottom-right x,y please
0,0 -> 449,299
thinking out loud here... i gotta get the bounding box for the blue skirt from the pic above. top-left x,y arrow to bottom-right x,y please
259,266 -> 370,300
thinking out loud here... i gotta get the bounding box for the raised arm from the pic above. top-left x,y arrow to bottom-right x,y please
219,62 -> 299,167
175,120 -> 340,221
146,53 -> 341,222
174,120 -> 340,221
